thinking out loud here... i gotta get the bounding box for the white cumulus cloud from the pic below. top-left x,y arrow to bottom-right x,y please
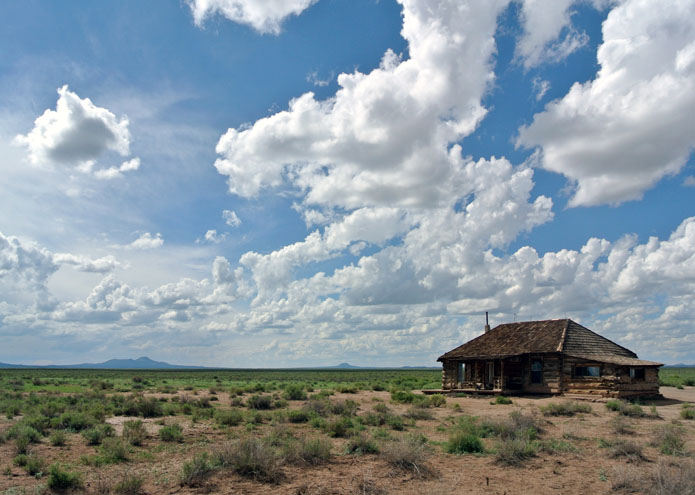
126,232 -> 163,250
187,0 -> 319,34
213,0 -> 508,208
515,0 -> 589,68
14,86 -> 140,179
517,0 -> 695,206
222,209 -> 241,227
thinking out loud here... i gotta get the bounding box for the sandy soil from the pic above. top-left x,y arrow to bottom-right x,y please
1,387 -> 693,495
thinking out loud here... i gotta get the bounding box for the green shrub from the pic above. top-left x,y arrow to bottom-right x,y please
55,411 -> 95,431
345,434 -> 379,455
215,408 -> 244,427
81,424 -> 114,445
680,406 -> 695,420
405,406 -> 433,421
247,395 -> 273,410
540,401 -> 592,416
494,395 -> 513,405
330,399 -> 359,417
287,410 -> 310,423
159,423 -> 184,443
214,438 -> 283,482
114,472 -> 144,495
325,417 -> 355,438
428,394 -> 446,407
445,431 -> 484,454
23,453 -> 46,476
123,419 -> 147,446
390,390 -> 417,404
47,463 -> 83,491
651,424 -> 687,456
180,452 -> 215,487
13,454 -> 28,466
606,399 -> 622,411
287,437 -> 332,465
495,436 -> 538,466
50,430 -> 68,446
386,414 -> 406,431
282,384 -> 307,401
99,437 -> 129,463
137,398 -> 163,418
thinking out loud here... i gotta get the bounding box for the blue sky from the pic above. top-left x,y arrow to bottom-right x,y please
1,0 -> 694,367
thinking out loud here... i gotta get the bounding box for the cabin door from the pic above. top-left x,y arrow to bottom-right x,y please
486,362 -> 494,388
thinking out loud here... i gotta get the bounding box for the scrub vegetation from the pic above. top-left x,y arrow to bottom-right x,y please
0,368 -> 693,494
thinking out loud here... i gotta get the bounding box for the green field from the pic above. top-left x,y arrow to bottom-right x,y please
659,367 -> 695,388
0,368 -> 442,395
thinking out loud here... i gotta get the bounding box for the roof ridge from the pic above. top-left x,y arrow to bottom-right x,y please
558,319 -> 571,352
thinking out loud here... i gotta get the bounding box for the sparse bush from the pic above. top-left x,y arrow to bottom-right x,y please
215,408 -> 244,427
405,406 -> 433,421
137,398 -> 163,418
123,420 -> 147,446
325,417 -> 355,438
494,395 -> 513,405
159,423 -> 183,442
680,404 -> 695,420
382,434 -> 432,477
282,384 -> 307,401
99,437 -> 129,463
114,472 -> 144,495
608,439 -> 647,462
390,390 -> 418,404
247,394 -> 273,410
429,394 -> 446,407
24,453 -> 46,476
386,414 -> 405,431
609,415 -> 634,435
50,430 -> 68,447
287,410 -> 310,423
47,463 -> 83,491
55,411 -> 95,431
345,434 -> 379,455
330,399 -> 359,417
495,436 -> 538,466
445,431 -> 484,454
286,437 -> 332,465
606,399 -> 647,417
650,459 -> 695,495
180,452 -> 215,487
611,464 -> 641,492
214,438 -> 283,482
540,401 -> 592,416
651,424 -> 687,456
82,424 -> 114,445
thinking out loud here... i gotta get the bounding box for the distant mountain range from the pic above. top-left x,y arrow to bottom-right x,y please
0,358 -> 439,370
0,356 -> 203,369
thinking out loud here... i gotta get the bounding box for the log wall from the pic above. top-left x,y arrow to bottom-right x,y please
561,357 -> 660,398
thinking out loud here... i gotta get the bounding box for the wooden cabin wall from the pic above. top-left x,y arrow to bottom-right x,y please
562,357 -> 660,397
522,354 -> 562,394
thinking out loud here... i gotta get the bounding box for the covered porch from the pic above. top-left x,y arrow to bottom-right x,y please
438,356 -> 528,394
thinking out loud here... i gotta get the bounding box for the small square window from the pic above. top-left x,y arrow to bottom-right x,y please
629,368 -> 645,380
574,366 -> 600,377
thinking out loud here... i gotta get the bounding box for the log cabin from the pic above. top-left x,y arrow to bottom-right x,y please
437,318 -> 662,398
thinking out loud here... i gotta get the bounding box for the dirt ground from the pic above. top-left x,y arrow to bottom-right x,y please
1,387 -> 694,495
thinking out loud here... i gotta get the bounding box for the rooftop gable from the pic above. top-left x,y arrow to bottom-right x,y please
437,319 -> 640,362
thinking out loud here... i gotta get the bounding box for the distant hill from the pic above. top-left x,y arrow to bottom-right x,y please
0,356 -> 204,369
0,358 -> 440,370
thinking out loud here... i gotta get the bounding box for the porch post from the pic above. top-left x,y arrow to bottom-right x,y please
500,359 -> 504,391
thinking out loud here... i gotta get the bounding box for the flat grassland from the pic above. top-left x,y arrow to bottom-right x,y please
0,369 -> 693,495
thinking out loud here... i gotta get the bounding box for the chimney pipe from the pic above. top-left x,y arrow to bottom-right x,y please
484,311 -> 490,333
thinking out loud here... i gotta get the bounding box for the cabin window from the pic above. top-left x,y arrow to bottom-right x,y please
574,366 -> 601,377
531,359 -> 543,384
629,368 -> 645,380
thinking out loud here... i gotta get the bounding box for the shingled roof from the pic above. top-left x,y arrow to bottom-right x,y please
437,319 -> 661,366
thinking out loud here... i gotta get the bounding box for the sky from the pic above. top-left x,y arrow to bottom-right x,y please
1,0 -> 694,367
